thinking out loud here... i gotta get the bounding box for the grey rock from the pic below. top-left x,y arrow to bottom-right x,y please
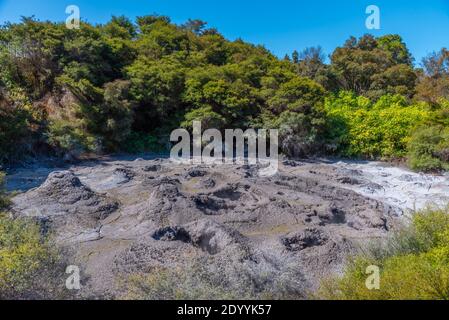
281,228 -> 329,252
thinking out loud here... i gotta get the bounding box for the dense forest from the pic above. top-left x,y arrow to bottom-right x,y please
0,15 -> 448,171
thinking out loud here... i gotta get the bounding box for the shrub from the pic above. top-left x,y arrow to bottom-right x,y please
275,110 -> 325,157
122,258 -> 307,300
0,170 -> 69,300
181,105 -> 227,130
325,92 -> 431,159
96,80 -> 134,149
407,126 -> 449,172
46,118 -> 99,156
122,132 -> 167,153
0,215 -> 69,299
318,206 -> 449,300
263,76 -> 327,157
407,112 -> 449,172
123,265 -> 237,300
0,100 -> 30,164
0,172 -> 10,209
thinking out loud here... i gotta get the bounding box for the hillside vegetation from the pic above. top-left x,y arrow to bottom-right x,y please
0,16 -> 448,171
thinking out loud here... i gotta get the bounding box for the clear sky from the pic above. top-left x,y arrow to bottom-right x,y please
0,0 -> 448,64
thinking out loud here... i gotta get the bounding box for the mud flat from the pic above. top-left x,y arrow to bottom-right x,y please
7,157 -> 449,298
296,160 -> 449,214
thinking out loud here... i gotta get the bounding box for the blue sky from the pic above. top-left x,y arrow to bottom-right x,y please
0,0 -> 448,64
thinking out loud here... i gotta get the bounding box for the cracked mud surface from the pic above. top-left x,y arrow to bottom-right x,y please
7,157 -> 449,298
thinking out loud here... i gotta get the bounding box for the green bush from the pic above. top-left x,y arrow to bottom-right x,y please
0,172 -> 10,210
122,132 -> 167,153
0,215 -> 69,299
275,110 -> 325,157
46,118 -> 99,156
407,103 -> 449,172
262,76 -> 327,157
1,171 -> 69,299
318,206 -> 449,300
53,79 -> 134,153
181,105 -> 226,130
325,92 -> 431,159
407,125 -> 449,172
123,265 -> 238,300
0,101 -> 30,164
94,80 -> 134,151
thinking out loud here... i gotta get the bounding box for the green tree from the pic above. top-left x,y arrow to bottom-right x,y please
126,56 -> 186,132
291,50 -> 299,64
181,105 -> 226,130
295,46 -> 337,91
408,124 -> 449,172
0,93 -> 30,164
331,34 -> 416,99
264,76 -> 327,157
377,34 -> 413,66
415,49 -> 449,105
103,15 -> 137,39
181,19 -> 208,35
97,80 -> 134,150
183,63 -> 262,128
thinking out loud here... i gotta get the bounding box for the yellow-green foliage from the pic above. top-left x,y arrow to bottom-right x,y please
325,92 -> 432,159
47,118 -> 99,155
318,207 -> 449,300
407,103 -> 449,172
0,172 -> 67,299
0,215 -> 67,299
0,216 -> 46,294
0,172 -> 10,209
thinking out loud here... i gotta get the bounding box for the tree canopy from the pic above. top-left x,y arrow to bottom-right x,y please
0,16 -> 448,171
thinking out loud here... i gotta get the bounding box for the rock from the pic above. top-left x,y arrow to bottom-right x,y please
318,204 -> 346,225
337,176 -> 361,185
143,164 -> 161,172
183,219 -> 246,255
364,182 -> 384,192
282,228 -> 328,252
193,194 -> 229,214
398,174 -> 415,182
282,160 -> 304,167
186,168 -> 208,178
152,226 -> 191,242
113,168 -> 134,184
200,178 -> 216,189
12,170 -> 118,220
213,184 -> 242,201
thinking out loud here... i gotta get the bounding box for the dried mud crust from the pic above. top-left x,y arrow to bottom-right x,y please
12,158 -> 436,298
